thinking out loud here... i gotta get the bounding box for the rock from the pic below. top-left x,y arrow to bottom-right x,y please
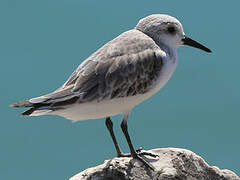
69,148 -> 239,180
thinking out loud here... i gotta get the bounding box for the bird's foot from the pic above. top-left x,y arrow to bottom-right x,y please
117,147 -> 158,170
132,152 -> 155,170
136,147 -> 159,158
117,147 -> 158,158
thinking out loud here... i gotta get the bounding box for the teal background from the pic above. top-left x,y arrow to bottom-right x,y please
0,0 -> 239,179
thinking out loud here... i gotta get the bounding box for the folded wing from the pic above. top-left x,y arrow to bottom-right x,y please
10,30 -> 164,116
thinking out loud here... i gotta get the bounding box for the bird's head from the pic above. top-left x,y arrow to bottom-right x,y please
136,14 -> 211,53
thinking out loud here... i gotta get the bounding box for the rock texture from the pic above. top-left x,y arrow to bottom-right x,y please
69,148 -> 239,180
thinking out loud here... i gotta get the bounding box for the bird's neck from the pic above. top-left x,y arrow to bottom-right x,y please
155,40 -> 177,61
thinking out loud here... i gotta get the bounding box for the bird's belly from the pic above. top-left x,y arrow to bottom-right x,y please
54,60 -> 177,121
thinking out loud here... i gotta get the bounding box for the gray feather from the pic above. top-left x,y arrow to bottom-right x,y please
11,29 -> 164,114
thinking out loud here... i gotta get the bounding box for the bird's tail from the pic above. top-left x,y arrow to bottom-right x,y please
10,85 -> 78,116
10,99 -> 53,116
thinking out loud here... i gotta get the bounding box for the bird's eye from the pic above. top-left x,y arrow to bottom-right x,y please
167,26 -> 176,34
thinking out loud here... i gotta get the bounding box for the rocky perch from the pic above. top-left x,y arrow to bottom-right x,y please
69,148 -> 239,180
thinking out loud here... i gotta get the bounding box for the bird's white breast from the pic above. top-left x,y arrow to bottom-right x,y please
53,52 -> 177,121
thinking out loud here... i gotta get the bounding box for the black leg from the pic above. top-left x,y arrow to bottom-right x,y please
120,114 -> 156,170
105,117 -> 144,158
105,117 -> 122,157
120,119 -> 137,156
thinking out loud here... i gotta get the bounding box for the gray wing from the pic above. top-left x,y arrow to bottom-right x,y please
66,49 -> 163,103
30,30 -> 164,106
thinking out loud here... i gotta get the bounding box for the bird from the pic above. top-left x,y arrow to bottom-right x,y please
11,14 -> 211,170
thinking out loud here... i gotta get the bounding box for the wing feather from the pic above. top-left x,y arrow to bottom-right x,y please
30,30 -> 164,107
11,29 -> 165,116
71,49 -> 163,102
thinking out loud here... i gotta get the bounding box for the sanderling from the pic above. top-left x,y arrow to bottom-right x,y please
11,14 -> 211,169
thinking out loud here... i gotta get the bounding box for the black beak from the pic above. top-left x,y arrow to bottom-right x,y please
182,36 -> 211,53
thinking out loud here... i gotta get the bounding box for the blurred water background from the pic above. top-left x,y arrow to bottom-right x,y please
0,0 -> 239,179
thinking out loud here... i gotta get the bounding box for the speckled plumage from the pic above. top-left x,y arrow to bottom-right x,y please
62,30 -> 163,101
